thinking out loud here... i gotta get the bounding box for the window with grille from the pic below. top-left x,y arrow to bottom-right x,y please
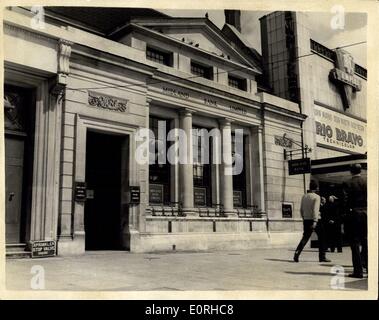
149,117 -> 171,205
192,127 -> 212,207
191,61 -> 213,80
146,47 -> 172,66
228,75 -> 247,91
232,133 -> 247,208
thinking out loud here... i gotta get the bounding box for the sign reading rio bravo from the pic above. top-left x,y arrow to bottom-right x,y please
314,105 -> 366,154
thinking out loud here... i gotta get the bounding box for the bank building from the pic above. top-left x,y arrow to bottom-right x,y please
3,8 -> 367,257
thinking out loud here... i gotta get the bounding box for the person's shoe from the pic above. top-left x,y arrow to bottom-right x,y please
348,273 -> 363,278
330,248 -> 335,253
337,248 -> 343,253
293,253 -> 299,262
319,258 -> 331,262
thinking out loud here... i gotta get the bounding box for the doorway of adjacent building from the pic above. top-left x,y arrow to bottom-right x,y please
4,85 -> 35,245
84,130 -> 127,250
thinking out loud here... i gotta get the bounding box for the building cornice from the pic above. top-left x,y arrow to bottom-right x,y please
3,10 -> 152,75
263,103 -> 307,122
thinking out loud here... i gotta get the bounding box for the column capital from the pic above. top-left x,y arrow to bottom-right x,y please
179,108 -> 195,117
251,125 -> 263,134
218,117 -> 234,126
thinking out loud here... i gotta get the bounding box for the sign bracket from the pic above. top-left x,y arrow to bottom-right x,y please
282,134 -> 312,160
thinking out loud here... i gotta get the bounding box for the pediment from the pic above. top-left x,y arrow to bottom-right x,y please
127,18 -> 261,71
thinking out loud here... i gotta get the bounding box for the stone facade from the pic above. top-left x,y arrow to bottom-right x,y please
9,8 -> 362,256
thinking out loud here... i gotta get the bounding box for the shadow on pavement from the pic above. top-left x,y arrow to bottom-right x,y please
285,271 -> 332,277
343,279 -> 368,290
319,264 -> 352,268
265,258 -> 295,263
267,258 -> 325,263
287,249 -> 321,253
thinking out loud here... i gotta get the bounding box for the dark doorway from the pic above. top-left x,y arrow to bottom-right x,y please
84,131 -> 124,250
4,85 -> 35,244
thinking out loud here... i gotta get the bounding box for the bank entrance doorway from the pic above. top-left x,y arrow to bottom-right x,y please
84,131 -> 128,250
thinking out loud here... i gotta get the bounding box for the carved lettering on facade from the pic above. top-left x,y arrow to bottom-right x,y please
88,92 -> 128,112
204,98 -> 217,107
275,135 -> 293,148
229,105 -> 247,115
162,87 -> 190,99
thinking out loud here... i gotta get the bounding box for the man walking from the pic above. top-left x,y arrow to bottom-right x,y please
294,180 -> 330,263
343,164 -> 367,278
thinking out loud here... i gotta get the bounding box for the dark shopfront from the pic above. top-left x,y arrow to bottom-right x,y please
310,153 -> 367,248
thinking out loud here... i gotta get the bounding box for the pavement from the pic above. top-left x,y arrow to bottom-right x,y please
5,247 -> 368,291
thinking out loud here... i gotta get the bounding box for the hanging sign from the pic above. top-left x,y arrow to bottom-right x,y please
288,158 -> 311,175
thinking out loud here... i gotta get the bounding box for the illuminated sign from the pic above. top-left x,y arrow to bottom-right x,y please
314,105 -> 366,154
329,49 -> 362,110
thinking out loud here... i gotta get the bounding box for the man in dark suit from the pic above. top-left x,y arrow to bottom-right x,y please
324,195 -> 343,253
342,164 -> 367,278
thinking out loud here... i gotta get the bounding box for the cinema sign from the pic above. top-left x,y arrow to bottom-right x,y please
314,105 -> 366,154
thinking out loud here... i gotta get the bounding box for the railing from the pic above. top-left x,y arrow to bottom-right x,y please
149,202 -> 186,217
148,203 -> 265,219
236,205 -> 264,218
198,203 -> 226,218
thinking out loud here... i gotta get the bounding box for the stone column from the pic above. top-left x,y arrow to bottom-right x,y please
219,118 -> 236,216
170,117 -> 180,205
211,129 -> 221,209
179,109 -> 195,215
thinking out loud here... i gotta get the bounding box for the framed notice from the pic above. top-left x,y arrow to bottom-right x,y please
194,187 -> 207,207
74,181 -> 87,202
31,240 -> 56,258
233,191 -> 243,207
282,202 -> 293,218
130,186 -> 140,204
149,184 -> 164,204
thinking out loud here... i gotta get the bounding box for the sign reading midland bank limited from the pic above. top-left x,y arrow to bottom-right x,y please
314,105 -> 366,154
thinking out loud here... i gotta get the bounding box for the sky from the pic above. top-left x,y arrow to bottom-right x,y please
160,10 -> 367,67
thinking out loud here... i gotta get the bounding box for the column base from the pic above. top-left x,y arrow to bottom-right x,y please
181,208 -> 198,217
57,231 -> 85,256
222,209 -> 238,217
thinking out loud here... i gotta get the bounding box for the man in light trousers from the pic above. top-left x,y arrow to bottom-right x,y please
294,180 -> 330,263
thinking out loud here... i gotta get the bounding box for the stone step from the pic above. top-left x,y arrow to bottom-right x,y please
6,251 -> 31,259
6,243 -> 27,252
6,243 -> 31,259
